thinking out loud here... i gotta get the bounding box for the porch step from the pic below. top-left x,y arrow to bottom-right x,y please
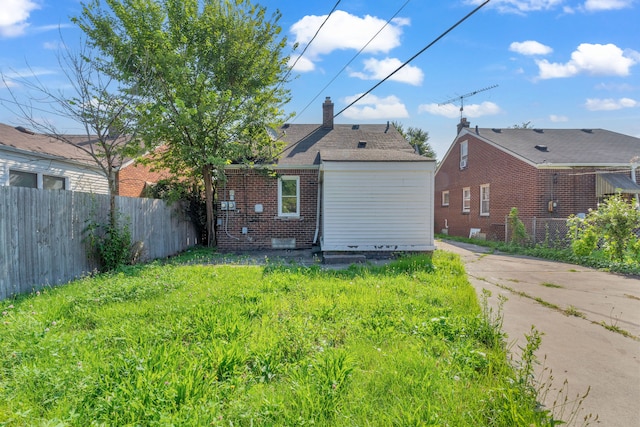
322,253 -> 367,264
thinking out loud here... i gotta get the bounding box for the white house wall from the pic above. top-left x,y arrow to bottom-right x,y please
321,161 -> 435,252
0,150 -> 109,194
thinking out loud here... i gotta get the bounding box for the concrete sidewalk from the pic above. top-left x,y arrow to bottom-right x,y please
436,240 -> 640,426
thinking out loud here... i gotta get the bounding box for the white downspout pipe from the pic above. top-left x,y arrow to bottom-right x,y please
313,166 -> 321,244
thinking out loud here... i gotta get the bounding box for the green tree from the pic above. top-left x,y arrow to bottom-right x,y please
74,0 -> 291,246
567,193 -> 640,262
392,121 -> 436,159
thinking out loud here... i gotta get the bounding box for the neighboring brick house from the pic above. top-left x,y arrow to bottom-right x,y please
216,97 -> 437,253
0,123 -> 109,193
116,155 -> 171,197
435,118 -> 640,241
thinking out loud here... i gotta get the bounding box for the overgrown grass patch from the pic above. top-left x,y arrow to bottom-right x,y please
1,252 -> 554,426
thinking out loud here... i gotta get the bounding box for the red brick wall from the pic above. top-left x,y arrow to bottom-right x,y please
434,133 -> 599,241
117,161 -> 171,197
216,168 -> 319,251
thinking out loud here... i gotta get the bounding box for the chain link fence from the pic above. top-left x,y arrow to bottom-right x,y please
505,217 -> 572,249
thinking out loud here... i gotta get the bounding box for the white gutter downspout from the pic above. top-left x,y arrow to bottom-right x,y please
313,166 -> 322,244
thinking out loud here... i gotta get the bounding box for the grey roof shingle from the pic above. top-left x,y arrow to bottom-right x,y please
277,123 -> 431,165
470,128 -> 640,165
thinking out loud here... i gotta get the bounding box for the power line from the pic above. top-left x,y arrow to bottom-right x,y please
283,0 -> 342,84
334,0 -> 491,118
291,0 -> 411,124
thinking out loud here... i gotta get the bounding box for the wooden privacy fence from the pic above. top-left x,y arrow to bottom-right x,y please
0,186 -> 199,300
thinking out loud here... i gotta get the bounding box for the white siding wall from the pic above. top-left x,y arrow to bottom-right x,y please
321,161 -> 435,252
0,150 -> 109,194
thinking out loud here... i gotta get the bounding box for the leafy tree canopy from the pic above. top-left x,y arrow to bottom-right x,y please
74,0 -> 292,244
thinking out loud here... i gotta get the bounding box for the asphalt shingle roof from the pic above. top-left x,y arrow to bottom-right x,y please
277,123 -> 430,165
469,127 -> 640,165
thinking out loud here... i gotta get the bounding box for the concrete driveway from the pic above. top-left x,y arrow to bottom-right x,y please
436,240 -> 640,426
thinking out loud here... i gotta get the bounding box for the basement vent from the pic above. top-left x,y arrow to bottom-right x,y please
534,128 -> 544,133
357,141 -> 367,148
352,124 -> 360,130
491,128 -> 502,133
535,144 -> 548,152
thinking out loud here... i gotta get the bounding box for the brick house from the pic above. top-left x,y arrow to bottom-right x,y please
216,97 -> 437,253
116,154 -> 171,197
434,118 -> 640,241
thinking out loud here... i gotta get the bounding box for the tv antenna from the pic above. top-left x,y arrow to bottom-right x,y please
438,84 -> 498,119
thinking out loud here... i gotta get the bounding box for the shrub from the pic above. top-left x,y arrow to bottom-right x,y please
84,214 -> 132,272
508,207 -> 529,246
567,193 -> 640,262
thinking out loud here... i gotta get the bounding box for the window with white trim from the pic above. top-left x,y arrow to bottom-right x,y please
480,184 -> 490,216
462,187 -> 470,213
278,176 -> 299,217
460,140 -> 468,169
442,190 -> 449,206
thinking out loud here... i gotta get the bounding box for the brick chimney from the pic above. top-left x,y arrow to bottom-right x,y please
322,97 -> 334,129
457,117 -> 470,134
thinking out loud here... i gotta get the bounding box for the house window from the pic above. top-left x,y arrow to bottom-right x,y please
462,187 -> 470,213
442,190 -> 449,206
9,170 -> 67,190
460,140 -> 468,169
278,176 -> 299,217
480,184 -> 490,216
43,175 -> 66,190
9,170 -> 37,188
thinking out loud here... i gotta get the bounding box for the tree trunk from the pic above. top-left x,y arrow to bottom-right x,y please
203,164 -> 216,247
108,169 -> 117,228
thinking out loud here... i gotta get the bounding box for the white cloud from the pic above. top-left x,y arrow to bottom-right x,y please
418,101 -> 501,119
536,43 -> 637,79
1,67 -> 57,88
549,114 -> 569,122
349,57 -> 423,86
509,41 -> 552,56
584,97 -> 637,111
289,10 -> 408,72
466,0 -> 563,14
341,94 -> 409,120
288,55 -> 315,72
584,0 -> 633,11
0,0 -> 39,37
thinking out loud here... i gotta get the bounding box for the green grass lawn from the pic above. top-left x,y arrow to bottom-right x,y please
0,250 -> 553,426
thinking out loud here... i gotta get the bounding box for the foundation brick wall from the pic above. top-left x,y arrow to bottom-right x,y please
435,133 -> 599,240
216,168 -> 319,251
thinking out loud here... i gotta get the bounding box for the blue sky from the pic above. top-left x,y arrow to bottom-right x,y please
1,0 -> 639,159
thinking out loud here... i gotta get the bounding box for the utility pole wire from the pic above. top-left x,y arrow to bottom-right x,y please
283,0 -> 342,84
334,0 -> 491,118
291,0 -> 411,124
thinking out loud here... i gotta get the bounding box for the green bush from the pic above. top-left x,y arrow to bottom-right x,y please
84,215 -> 132,272
567,193 -> 640,263
508,207 -> 529,246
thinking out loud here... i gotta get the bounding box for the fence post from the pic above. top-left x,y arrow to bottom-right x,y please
532,217 -> 536,246
505,215 -> 508,244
